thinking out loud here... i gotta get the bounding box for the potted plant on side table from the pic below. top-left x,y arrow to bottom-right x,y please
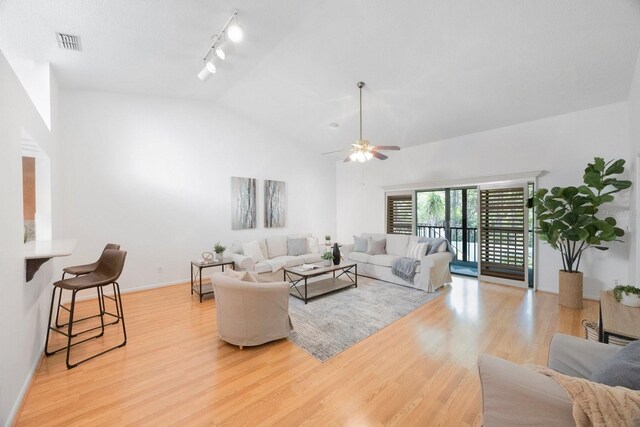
534,157 -> 631,309
213,242 -> 226,261
613,285 -> 640,307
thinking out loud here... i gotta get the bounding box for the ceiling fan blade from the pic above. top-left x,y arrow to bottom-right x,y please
342,156 -> 352,163
321,149 -> 348,155
370,145 -> 400,151
371,151 -> 388,160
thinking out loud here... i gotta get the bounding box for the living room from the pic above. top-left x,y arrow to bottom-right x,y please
2,1 -> 640,425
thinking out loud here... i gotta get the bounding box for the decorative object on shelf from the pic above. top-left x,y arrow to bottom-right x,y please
231,176 -> 256,230
613,285 -> 640,307
264,180 -> 285,228
197,9 -> 244,82
213,242 -> 226,261
202,251 -> 214,263
332,243 -> 341,265
321,251 -> 333,266
534,157 -> 632,309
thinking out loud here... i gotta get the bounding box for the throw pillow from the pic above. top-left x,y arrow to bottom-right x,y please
406,242 -> 429,260
242,240 -> 265,262
367,238 -> 387,255
590,340 -> 640,390
266,236 -> 288,258
239,271 -> 258,283
287,237 -> 308,256
353,235 -> 369,252
306,236 -> 319,254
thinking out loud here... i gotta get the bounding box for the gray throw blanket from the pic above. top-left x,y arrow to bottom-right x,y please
391,257 -> 420,283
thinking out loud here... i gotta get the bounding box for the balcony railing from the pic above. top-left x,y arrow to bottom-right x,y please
416,224 -> 477,263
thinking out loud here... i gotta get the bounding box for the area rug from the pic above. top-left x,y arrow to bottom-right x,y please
287,280 -> 444,362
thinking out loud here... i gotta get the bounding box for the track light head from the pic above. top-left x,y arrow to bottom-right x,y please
205,60 -> 216,73
227,23 -> 243,42
215,46 -> 226,60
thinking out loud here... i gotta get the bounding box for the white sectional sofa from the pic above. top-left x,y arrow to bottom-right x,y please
227,233 -> 323,274
341,233 -> 453,292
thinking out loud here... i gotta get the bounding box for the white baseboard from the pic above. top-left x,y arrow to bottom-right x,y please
61,277 -> 190,303
5,342 -> 45,427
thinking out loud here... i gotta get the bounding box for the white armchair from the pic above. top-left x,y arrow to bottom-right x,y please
211,272 -> 293,349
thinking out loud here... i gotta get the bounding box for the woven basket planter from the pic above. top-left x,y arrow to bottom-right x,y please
582,319 -> 630,346
559,270 -> 583,309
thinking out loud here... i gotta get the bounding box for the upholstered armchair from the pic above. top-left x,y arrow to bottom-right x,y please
210,271 -> 293,349
478,334 -> 622,426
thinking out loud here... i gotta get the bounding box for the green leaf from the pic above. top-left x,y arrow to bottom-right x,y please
562,187 -> 579,199
612,180 -> 632,190
604,159 -> 625,176
604,217 -> 617,226
592,157 -> 605,172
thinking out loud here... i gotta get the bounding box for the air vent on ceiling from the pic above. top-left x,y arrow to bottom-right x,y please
56,33 -> 82,51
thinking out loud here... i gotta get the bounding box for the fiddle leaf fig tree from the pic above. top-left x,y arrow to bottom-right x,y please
534,157 -> 631,273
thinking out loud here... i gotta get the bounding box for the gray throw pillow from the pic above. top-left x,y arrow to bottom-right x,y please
590,340 -> 640,390
353,235 -> 369,252
287,238 -> 308,256
367,238 -> 386,255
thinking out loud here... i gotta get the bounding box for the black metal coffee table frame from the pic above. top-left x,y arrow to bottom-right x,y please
284,263 -> 357,304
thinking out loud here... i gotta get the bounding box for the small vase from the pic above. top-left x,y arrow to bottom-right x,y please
332,243 -> 341,265
215,252 -> 224,261
324,259 -> 332,267
620,293 -> 640,307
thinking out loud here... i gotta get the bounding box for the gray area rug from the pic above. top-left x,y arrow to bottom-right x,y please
287,279 -> 444,362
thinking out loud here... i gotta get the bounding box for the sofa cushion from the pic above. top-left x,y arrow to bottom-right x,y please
407,242 -> 429,260
353,235 -> 369,252
386,234 -> 410,256
306,236 -> 319,254
367,238 -> 386,255
287,238 -> 307,256
266,236 -> 288,258
304,253 -> 322,263
271,255 -> 305,268
590,340 -> 640,390
288,233 -> 312,239
348,252 -> 371,263
242,240 -> 266,262
239,271 -> 258,283
368,254 -> 398,267
362,233 -> 386,241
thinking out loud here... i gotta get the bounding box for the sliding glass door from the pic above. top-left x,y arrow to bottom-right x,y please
416,188 -> 478,277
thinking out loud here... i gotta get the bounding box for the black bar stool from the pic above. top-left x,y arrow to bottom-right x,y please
56,243 -> 121,332
45,249 -> 128,369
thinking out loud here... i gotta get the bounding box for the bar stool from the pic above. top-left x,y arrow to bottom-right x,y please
45,249 -> 128,369
56,243 -> 120,331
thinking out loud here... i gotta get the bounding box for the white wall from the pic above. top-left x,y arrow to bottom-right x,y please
628,51 -> 640,285
0,51 -> 61,426
57,90 -> 337,291
336,102 -> 631,298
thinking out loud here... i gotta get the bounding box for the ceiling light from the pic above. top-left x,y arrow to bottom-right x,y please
215,46 -> 226,60
197,9 -> 243,82
197,65 -> 212,82
227,19 -> 244,42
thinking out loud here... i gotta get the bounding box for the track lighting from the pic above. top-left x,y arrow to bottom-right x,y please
197,9 -> 243,82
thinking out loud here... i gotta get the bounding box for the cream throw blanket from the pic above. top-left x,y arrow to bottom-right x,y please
532,366 -> 640,426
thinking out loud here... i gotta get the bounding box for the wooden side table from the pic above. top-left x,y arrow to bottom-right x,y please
190,259 -> 234,303
599,290 -> 640,343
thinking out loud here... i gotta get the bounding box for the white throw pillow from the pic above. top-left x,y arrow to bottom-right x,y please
266,236 -> 288,258
307,237 -> 319,254
242,240 -> 265,262
406,242 -> 429,260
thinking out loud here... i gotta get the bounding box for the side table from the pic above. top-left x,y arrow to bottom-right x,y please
599,290 -> 640,343
190,259 -> 234,303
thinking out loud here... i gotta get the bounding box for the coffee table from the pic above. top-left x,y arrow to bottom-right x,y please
283,262 -> 357,304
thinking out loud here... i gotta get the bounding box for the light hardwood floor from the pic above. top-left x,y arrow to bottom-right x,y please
17,275 -> 597,426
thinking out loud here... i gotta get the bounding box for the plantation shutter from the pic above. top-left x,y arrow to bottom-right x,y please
386,194 -> 413,235
478,185 -> 528,287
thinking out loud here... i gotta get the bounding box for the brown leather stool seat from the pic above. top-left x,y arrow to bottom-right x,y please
45,249 -> 128,369
55,243 -> 121,330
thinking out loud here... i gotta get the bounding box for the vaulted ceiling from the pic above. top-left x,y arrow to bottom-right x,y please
1,0 -> 639,155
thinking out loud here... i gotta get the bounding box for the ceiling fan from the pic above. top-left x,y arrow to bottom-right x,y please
324,81 -> 400,162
